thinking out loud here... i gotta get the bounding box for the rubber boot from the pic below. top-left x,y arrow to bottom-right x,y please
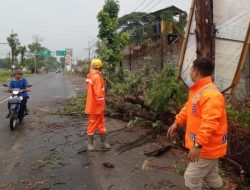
100,133 -> 111,149
87,135 -> 94,151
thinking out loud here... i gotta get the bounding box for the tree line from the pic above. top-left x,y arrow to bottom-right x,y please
0,33 -> 63,73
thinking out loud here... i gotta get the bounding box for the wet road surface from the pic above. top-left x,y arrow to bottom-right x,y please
0,72 -> 98,190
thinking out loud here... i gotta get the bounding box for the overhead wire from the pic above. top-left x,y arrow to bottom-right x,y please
133,0 -> 148,12
146,0 -> 162,12
139,0 -> 155,12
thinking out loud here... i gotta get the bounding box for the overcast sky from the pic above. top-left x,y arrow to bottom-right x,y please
0,0 -> 191,60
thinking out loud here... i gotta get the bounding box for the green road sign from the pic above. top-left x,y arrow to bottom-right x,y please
56,50 -> 66,56
38,50 -> 51,57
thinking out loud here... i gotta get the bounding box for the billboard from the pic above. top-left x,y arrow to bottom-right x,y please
65,48 -> 73,56
65,48 -> 73,65
179,0 -> 250,93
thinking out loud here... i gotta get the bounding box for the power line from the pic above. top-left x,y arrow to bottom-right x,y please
147,0 -> 162,12
133,0 -> 148,12
139,0 -> 155,12
88,36 -> 97,46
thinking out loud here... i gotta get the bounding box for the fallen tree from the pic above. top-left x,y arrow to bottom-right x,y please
105,64 -> 187,129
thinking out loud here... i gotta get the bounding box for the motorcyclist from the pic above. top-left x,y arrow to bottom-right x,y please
6,69 -> 30,118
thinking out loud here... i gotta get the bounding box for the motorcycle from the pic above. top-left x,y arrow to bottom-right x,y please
2,84 -> 32,130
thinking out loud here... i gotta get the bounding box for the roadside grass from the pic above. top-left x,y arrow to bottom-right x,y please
39,155 -> 59,165
23,70 -> 32,76
58,94 -> 86,116
0,70 -> 31,84
0,70 -> 11,83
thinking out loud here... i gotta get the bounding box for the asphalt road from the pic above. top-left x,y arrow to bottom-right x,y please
0,72 -> 98,190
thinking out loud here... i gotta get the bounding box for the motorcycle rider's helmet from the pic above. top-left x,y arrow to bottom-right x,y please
13,69 -> 23,76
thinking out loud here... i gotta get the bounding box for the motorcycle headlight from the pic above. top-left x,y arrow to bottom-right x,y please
13,90 -> 19,95
19,96 -> 23,101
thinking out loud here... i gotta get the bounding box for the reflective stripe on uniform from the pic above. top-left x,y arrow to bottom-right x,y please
96,97 -> 104,101
222,134 -> 228,144
190,132 -> 196,142
86,79 -> 93,85
192,85 -> 219,114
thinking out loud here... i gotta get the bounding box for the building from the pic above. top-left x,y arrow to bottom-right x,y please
142,5 -> 186,42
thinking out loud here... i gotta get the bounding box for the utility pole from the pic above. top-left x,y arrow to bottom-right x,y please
129,46 -> 132,70
88,47 -> 91,62
195,0 -> 215,60
34,52 -> 37,74
30,51 -> 37,74
11,29 -> 15,67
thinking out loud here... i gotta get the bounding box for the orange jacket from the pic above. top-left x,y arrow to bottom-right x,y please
85,69 -> 105,115
175,76 -> 227,159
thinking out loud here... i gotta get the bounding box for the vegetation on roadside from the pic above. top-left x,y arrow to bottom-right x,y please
227,104 -> 250,132
0,70 -> 11,83
58,94 -> 86,116
0,70 -> 32,83
103,59 -> 187,127
1,33 -> 63,73
40,155 -> 59,166
97,0 -> 129,73
146,64 -> 187,117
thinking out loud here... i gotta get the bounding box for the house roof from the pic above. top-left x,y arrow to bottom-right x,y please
143,5 -> 185,20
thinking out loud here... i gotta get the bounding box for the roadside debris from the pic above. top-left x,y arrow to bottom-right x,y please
35,108 -> 57,115
142,160 -> 174,172
103,162 -> 115,169
53,182 -> 66,186
77,147 -> 87,154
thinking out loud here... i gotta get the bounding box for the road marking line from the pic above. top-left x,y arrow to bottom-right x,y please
0,98 -> 8,104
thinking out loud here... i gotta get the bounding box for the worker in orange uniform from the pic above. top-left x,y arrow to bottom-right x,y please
167,57 -> 227,190
85,59 -> 111,151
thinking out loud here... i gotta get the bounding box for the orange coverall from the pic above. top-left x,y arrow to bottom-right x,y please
85,69 -> 106,135
175,76 -> 228,159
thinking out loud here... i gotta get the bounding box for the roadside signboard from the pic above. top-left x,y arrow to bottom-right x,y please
65,56 -> 72,65
56,50 -> 66,56
38,50 -> 51,57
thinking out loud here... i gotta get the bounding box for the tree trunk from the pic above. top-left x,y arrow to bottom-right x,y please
195,0 -> 215,60
21,55 -> 24,66
11,52 -> 14,66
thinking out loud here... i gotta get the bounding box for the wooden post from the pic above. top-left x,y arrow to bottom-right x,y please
178,0 -> 195,79
230,24 -> 250,98
195,0 -> 215,60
